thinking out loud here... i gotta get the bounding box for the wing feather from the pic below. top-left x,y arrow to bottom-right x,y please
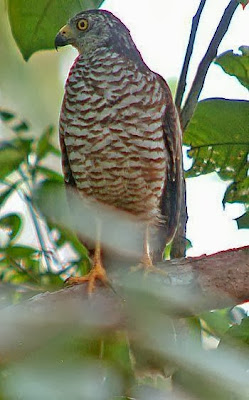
153,74 -> 183,260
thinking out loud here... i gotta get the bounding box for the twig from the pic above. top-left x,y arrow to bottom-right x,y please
180,0 -> 239,131
175,0 -> 207,111
18,167 -> 52,273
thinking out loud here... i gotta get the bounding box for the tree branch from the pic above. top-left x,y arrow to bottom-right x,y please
0,246 -> 248,363
175,0 -> 207,111
180,0 -> 239,131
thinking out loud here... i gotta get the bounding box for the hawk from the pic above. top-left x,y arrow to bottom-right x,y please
55,9 -> 183,292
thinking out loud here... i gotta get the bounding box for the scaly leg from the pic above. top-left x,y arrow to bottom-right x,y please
65,223 -> 109,294
131,225 -> 166,275
140,225 -> 154,269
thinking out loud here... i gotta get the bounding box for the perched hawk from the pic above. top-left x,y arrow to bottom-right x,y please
55,10 -> 182,292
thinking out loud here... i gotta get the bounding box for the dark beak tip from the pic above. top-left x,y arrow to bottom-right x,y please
54,33 -> 68,50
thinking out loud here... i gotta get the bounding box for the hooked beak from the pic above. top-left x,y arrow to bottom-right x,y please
55,24 -> 74,50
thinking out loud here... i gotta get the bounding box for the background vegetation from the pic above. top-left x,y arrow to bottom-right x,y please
0,0 -> 248,399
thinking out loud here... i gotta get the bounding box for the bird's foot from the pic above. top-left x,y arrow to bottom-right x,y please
130,254 -> 167,276
65,260 -> 109,294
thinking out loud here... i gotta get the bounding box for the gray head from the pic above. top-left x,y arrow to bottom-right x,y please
55,9 -> 146,67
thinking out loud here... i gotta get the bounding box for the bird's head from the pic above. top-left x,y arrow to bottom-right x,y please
55,9 -> 145,66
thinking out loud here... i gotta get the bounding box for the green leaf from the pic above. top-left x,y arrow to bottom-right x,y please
36,126 -> 54,161
239,0 -> 249,10
0,183 -> 19,207
0,213 -> 22,241
0,110 -> 14,121
224,177 -> 249,204
200,309 -> 231,338
5,245 -> 37,258
215,48 -> 249,90
220,317 -> 249,348
0,138 -> 33,179
8,0 -> 105,60
0,147 -> 24,179
36,166 -> 63,182
236,210 -> 249,229
0,110 -> 30,133
184,98 -> 249,205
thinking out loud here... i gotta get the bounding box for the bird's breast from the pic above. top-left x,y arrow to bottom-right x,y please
59,52 -> 167,218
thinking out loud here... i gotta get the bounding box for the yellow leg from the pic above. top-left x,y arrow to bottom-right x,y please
140,225 -> 154,269
131,225 -> 166,275
65,224 -> 109,294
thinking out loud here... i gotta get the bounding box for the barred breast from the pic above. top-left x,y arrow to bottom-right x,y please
59,48 -> 168,221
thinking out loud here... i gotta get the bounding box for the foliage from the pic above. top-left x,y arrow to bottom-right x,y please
8,0 -> 104,60
0,110 -> 90,289
184,99 -> 249,206
0,1 -> 249,399
184,46 -> 249,228
215,46 -> 249,90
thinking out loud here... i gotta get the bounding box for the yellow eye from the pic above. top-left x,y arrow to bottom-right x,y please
77,19 -> 89,31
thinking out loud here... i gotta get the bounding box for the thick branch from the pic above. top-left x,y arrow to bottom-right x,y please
180,0 -> 239,131
175,0 -> 207,111
0,246 -> 248,362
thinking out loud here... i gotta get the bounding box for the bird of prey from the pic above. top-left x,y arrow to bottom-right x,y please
55,9 -> 183,292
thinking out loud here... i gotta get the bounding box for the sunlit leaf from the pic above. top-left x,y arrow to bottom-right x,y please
184,98 -> 249,206
8,0 -> 105,60
0,213 -> 22,241
215,47 -> 249,90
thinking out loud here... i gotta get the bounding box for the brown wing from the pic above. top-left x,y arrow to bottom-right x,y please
153,74 -> 183,261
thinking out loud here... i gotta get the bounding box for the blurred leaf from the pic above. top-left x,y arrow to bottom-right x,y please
184,98 -> 249,205
220,317 -> 249,349
39,272 -> 64,287
0,110 -> 14,121
48,220 -> 87,253
236,210 -> 249,229
0,146 -> 25,179
5,245 -> 37,258
8,0 -> 105,60
0,183 -> 19,207
215,48 -> 249,90
0,213 -> 22,241
36,126 -> 54,161
36,166 -> 63,182
12,121 -> 29,133
48,144 -> 61,157
0,137 -> 33,179
34,180 -> 144,258
12,137 -> 33,155
0,109 -> 30,132
200,309 -> 231,338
